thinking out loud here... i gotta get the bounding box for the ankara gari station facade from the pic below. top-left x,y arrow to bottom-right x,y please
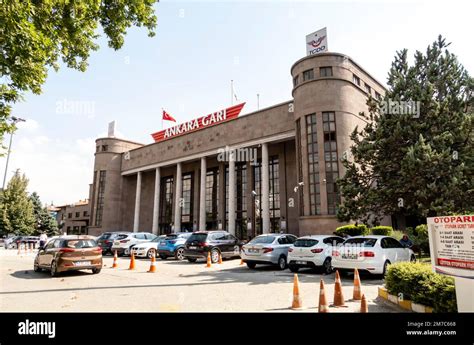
87,52 -> 388,238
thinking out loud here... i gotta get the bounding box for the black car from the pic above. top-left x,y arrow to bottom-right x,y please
96,232 -> 129,255
183,231 -> 244,263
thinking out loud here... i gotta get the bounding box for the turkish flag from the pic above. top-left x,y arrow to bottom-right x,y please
162,110 -> 176,122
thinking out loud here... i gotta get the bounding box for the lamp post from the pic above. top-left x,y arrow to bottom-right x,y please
2,116 -> 26,191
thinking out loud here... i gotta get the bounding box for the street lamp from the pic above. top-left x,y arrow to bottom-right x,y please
2,116 -> 26,191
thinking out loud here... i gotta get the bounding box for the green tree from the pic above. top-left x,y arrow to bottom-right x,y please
29,192 -> 59,236
337,36 -> 474,225
0,0 -> 158,149
0,170 -> 35,235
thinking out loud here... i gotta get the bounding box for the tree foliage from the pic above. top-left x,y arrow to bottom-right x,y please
337,36 -> 474,225
0,170 -> 35,235
0,0 -> 158,149
30,191 -> 59,236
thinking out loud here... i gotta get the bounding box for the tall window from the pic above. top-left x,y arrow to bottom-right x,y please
159,176 -> 174,234
323,112 -> 340,215
293,75 -> 299,86
181,173 -> 194,231
303,69 -> 314,81
306,114 -> 321,215
205,168 -> 219,230
353,74 -> 360,86
320,66 -> 333,77
364,83 -> 371,95
296,119 -> 304,216
94,171 -> 106,226
225,164 -> 247,238
269,157 -> 280,232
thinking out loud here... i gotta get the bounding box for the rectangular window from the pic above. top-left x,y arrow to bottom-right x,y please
75,212 -> 80,218
94,171 -> 106,226
364,83 -> 371,95
159,176 -> 174,234
83,211 -> 89,217
293,75 -> 299,86
101,145 -> 108,152
322,112 -> 340,215
320,66 -> 333,77
269,156 -> 280,233
305,114 -> 321,215
303,69 -> 314,81
205,168 -> 219,230
181,173 -> 194,231
353,74 -> 360,86
295,119 -> 304,216
68,213 -> 72,219
375,91 -> 382,100
253,161 -> 262,235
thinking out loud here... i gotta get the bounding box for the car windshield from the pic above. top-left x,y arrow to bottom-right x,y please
152,236 -> 164,242
187,233 -> 208,242
294,239 -> 319,247
62,239 -> 97,249
98,233 -> 113,240
248,236 -> 276,244
165,234 -> 178,240
343,238 -> 377,247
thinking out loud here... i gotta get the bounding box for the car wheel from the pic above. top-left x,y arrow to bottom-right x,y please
211,248 -> 220,263
322,257 -> 333,275
33,258 -> 42,272
382,260 -> 391,277
159,254 -> 168,260
50,261 -> 59,277
147,248 -> 156,259
410,255 -> 416,262
246,262 -> 257,269
92,268 -> 101,274
277,255 -> 287,270
175,248 -> 185,261
187,257 -> 197,263
289,265 -> 299,273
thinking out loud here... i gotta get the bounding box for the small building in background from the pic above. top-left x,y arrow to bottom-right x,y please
54,199 -> 90,235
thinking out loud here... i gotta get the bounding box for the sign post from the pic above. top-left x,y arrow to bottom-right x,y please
427,215 -> 474,312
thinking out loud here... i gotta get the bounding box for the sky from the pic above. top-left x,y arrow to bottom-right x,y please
0,0 -> 473,206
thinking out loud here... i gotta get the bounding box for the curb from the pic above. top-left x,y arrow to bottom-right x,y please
378,287 -> 433,313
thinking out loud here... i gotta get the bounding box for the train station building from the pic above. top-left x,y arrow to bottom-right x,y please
87,52 -> 387,238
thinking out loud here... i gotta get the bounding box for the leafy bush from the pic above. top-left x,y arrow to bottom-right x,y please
392,230 -> 404,241
370,226 -> 393,236
335,224 -> 369,237
385,262 -> 457,312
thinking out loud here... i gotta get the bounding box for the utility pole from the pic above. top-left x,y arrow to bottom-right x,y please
2,116 -> 26,191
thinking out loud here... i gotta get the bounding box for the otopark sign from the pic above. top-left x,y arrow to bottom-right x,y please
151,103 -> 246,143
427,215 -> 474,312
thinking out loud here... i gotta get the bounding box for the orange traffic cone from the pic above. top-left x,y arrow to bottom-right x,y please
17,242 -> 21,255
29,243 -> 33,253
218,252 -> 223,264
206,252 -> 212,268
360,294 -> 368,313
148,255 -> 157,273
291,274 -> 303,309
240,258 -> 244,265
112,251 -> 118,268
332,270 -> 347,307
353,268 -> 362,300
318,279 -> 329,313
128,253 -> 136,270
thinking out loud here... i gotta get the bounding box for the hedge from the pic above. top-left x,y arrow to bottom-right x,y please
385,262 -> 457,313
335,224 -> 369,237
370,226 -> 393,236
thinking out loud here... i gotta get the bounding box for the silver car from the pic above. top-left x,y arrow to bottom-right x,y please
240,233 -> 297,270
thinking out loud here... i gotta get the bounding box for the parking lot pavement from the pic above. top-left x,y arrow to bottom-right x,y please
0,248 -> 406,312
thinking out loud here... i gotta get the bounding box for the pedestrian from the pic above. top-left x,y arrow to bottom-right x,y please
399,233 -> 413,248
39,232 -> 48,248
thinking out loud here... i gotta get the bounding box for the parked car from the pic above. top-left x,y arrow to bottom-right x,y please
183,231 -> 243,263
131,235 -> 167,258
33,235 -> 102,277
10,236 -> 40,249
332,235 -> 416,276
97,232 -> 130,255
4,236 -> 20,248
240,233 -> 297,270
157,232 -> 193,260
287,235 -> 345,274
111,232 -> 158,256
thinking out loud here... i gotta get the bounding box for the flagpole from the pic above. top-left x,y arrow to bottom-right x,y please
161,108 -> 163,130
231,80 -> 234,106
257,93 -> 260,110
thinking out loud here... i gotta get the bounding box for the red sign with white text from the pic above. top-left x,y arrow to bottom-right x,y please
151,103 -> 245,143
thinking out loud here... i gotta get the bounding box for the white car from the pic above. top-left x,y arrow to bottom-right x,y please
131,235 -> 166,258
287,235 -> 345,274
111,232 -> 157,256
332,235 -> 416,275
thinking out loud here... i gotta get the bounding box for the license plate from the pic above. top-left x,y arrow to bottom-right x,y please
296,261 -> 306,265
160,242 -> 166,246
113,241 -> 120,246
249,249 -> 259,253
189,246 -> 197,250
74,261 -> 91,266
342,254 -> 358,259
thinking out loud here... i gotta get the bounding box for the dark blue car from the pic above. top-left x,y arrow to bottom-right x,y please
157,232 -> 192,260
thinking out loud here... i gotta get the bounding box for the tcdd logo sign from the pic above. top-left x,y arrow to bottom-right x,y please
306,27 -> 328,56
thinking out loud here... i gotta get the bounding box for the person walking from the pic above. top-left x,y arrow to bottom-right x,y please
39,232 -> 48,248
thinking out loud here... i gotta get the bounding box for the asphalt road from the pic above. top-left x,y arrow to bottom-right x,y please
0,248 -> 406,312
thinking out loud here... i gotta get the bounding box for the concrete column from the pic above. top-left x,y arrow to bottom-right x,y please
261,143 -> 270,233
173,162 -> 182,232
151,167 -> 161,235
133,171 -> 142,232
228,152 -> 236,236
199,157 -> 207,231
